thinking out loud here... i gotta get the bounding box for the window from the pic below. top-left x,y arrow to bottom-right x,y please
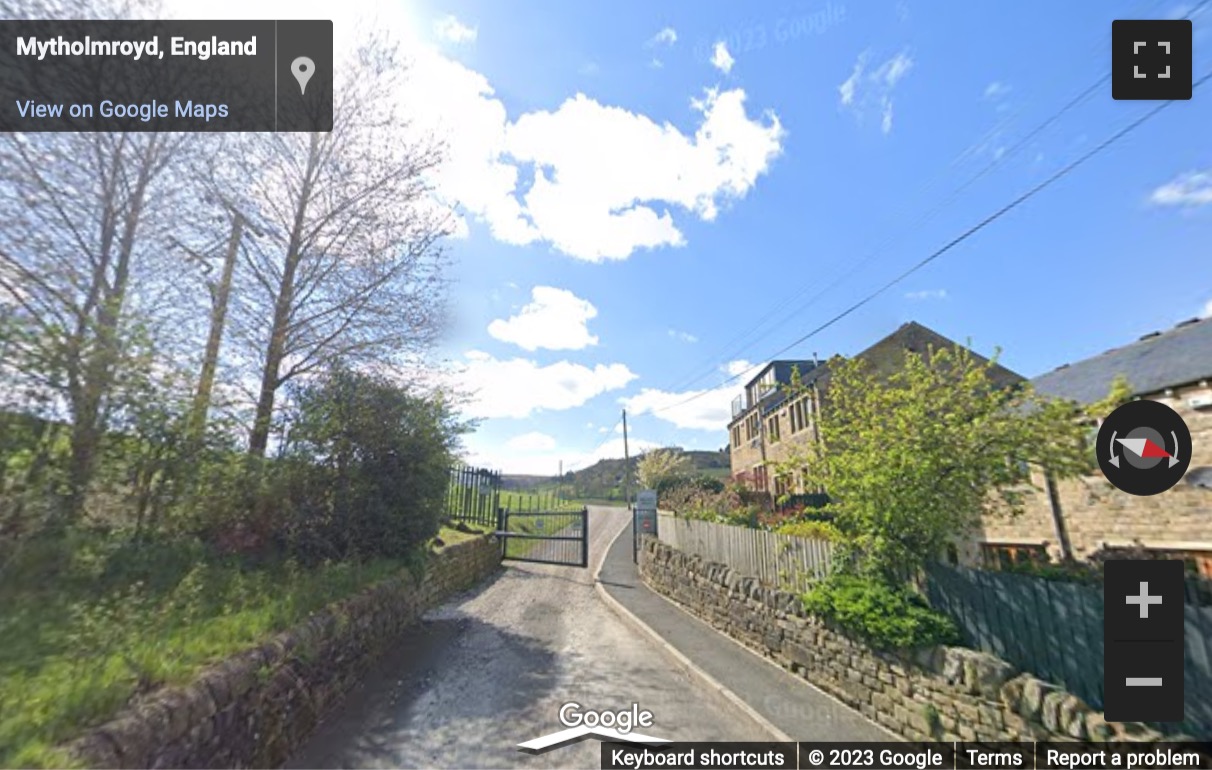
745,412 -> 760,441
768,415 -> 781,443
774,474 -> 789,497
980,543 -> 1048,571
788,394 -> 814,435
731,425 -> 741,449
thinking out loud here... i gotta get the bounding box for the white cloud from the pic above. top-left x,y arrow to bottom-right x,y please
1150,170 -> 1212,207
502,87 -> 784,261
711,41 -> 735,74
487,286 -> 599,351
433,14 -> 477,44
622,381 -> 743,432
649,27 -> 678,46
506,431 -> 558,451
904,289 -> 947,301
151,6 -> 777,265
259,5 -> 783,263
617,359 -> 756,432
839,59 -> 861,105
983,81 -> 1011,100
455,351 -> 637,420
668,329 -> 698,343
838,49 -> 913,134
1201,298 -> 1212,318
725,359 -> 754,376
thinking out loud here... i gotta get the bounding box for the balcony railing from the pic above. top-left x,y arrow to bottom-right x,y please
731,394 -> 747,418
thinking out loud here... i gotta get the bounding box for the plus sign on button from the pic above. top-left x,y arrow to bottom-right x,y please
1112,19 -> 1193,99
1103,559 -> 1185,723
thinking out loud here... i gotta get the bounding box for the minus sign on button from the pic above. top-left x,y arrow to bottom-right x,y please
1126,677 -> 1164,686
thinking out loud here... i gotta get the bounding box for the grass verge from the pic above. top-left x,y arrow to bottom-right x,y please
0,526 -> 480,769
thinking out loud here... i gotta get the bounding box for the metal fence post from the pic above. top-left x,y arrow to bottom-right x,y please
581,507 -> 589,568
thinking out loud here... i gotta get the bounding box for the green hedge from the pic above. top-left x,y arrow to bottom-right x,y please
802,574 -> 960,650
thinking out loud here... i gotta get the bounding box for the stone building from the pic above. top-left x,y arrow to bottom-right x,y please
726,321 -> 1020,499
964,315 -> 1212,575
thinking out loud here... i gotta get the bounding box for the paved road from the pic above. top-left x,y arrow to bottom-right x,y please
287,506 -> 770,770
600,517 -> 893,743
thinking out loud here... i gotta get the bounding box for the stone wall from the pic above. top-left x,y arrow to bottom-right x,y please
639,537 -> 1169,743
67,535 -> 502,769
967,382 -> 1212,566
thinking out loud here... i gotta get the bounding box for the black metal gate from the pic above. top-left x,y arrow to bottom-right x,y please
496,508 -> 589,568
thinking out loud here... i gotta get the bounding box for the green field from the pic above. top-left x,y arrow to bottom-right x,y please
497,489 -> 581,513
500,511 -> 584,560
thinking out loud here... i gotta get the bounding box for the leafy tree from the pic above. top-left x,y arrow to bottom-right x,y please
776,345 -> 1090,582
276,367 -> 468,562
636,448 -> 692,492
1086,374 -> 1134,421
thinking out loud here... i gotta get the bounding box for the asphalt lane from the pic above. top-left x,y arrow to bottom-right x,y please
286,506 -> 771,770
599,516 -> 893,743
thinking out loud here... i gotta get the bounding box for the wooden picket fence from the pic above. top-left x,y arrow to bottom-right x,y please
655,513 -> 835,592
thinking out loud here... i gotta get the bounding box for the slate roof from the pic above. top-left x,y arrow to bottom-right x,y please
742,360 -> 819,391
1030,316 -> 1212,404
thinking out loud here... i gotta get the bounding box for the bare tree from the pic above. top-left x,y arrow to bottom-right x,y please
0,0 -> 227,526
0,125 -> 216,524
227,36 -> 453,459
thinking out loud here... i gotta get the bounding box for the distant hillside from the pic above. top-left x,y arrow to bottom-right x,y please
502,447 -> 730,502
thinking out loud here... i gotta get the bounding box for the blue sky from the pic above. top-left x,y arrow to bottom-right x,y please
381,0 -> 1212,474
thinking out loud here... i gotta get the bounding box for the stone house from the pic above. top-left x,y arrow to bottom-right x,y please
962,315 -> 1212,575
726,321 -> 1021,500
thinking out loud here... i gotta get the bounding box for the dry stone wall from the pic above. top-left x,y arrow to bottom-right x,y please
67,535 -> 502,769
639,536 -> 1172,743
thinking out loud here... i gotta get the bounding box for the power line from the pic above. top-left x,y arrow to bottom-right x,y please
565,414 -> 624,472
651,70 -> 1211,418
659,0 -> 1210,398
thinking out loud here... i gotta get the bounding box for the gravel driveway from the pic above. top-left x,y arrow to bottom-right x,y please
286,506 -> 771,770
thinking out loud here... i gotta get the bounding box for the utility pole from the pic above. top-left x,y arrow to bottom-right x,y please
558,459 -> 563,504
183,210 -> 245,443
622,408 -> 632,510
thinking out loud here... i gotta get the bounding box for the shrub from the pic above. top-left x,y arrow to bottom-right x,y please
657,473 -> 723,498
801,574 -> 960,650
274,367 -> 466,563
774,520 -> 844,542
661,482 -> 762,526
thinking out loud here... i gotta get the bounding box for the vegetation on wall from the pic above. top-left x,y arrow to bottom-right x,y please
801,573 -> 961,650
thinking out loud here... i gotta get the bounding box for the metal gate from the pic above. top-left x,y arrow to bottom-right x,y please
497,508 -> 589,568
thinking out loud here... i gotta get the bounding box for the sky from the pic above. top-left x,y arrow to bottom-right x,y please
173,0 -> 1212,475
